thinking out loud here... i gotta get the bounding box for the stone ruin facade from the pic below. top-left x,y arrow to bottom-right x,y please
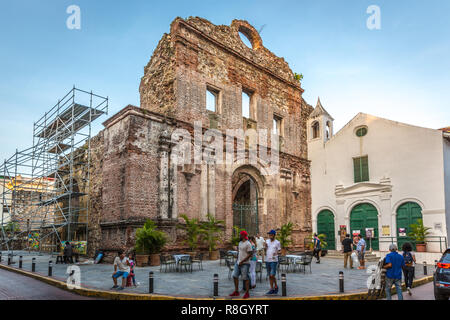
86,17 -> 314,259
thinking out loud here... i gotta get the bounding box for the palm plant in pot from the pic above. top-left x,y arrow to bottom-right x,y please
178,214 -> 202,257
200,213 -> 224,260
276,222 -> 293,255
135,219 -> 167,266
408,219 -> 431,252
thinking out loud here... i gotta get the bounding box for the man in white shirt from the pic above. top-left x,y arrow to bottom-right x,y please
112,250 -> 130,290
256,234 -> 265,261
229,230 -> 253,299
264,229 -> 281,295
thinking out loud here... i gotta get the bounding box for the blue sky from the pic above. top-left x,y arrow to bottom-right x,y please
0,0 -> 449,162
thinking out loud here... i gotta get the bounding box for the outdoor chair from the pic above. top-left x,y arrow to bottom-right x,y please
160,254 -> 176,272
296,254 -> 313,273
219,250 -> 228,266
179,255 -> 193,273
278,256 -> 291,273
192,252 -> 204,271
225,258 -> 235,280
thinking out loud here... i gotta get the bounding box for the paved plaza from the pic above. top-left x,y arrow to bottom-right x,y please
0,251 -> 427,298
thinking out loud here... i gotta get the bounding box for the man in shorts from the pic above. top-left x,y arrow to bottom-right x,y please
229,230 -> 253,299
112,250 -> 130,290
355,234 -> 366,269
264,229 -> 281,295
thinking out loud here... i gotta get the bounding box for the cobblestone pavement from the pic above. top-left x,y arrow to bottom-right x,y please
0,251 -> 426,298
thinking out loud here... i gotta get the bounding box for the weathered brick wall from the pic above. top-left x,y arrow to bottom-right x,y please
88,17 -> 314,258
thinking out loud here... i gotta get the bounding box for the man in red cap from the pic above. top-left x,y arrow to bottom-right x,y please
229,230 -> 253,299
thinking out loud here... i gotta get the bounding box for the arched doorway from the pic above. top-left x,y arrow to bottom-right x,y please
232,175 -> 258,236
396,202 -> 422,250
350,203 -> 379,250
317,210 -> 336,250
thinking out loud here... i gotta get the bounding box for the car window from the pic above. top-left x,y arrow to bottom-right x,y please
442,253 -> 450,263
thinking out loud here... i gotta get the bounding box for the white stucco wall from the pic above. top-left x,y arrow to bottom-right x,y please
308,113 -> 448,252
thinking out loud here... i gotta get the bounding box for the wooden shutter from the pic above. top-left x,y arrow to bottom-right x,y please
361,156 -> 369,181
353,158 -> 361,183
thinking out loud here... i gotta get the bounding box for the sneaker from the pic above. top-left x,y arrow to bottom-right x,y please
118,287 -> 124,291
407,288 -> 412,296
316,261 -> 320,264
111,285 -> 119,289
243,292 -> 250,299
265,289 -> 275,295
229,291 -> 240,297
273,286 -> 279,295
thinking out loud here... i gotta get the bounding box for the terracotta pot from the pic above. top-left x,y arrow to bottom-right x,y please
416,243 -> 427,252
209,250 -> 219,260
149,254 -> 161,266
135,254 -> 149,267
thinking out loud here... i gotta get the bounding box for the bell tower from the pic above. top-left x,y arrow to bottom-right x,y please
307,97 -> 334,143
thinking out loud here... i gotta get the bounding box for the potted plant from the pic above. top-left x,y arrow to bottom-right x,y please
408,219 -> 431,252
135,219 -> 167,266
276,222 -> 293,255
177,214 -> 202,257
200,213 -> 224,260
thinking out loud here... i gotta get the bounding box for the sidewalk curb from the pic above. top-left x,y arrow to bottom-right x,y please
0,263 -> 434,300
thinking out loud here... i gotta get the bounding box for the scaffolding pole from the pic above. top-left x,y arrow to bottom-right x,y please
0,87 -> 108,255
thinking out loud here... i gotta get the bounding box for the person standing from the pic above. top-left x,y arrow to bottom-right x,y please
112,250 -> 130,290
264,230 -> 281,295
256,234 -> 265,262
64,242 -> 73,264
313,233 -> 321,263
229,231 -> 253,299
383,243 -> 405,300
248,236 -> 257,289
401,242 -> 416,296
127,253 -> 137,287
341,234 -> 353,269
355,234 -> 366,269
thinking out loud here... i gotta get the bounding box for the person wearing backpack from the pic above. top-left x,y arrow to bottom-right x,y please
401,242 -> 416,296
313,233 -> 321,264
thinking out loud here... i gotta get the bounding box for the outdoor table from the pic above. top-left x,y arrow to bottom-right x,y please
286,254 -> 305,272
173,254 -> 190,271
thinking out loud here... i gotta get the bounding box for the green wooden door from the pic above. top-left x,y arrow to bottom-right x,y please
396,202 -> 422,251
317,210 -> 336,250
350,203 -> 379,250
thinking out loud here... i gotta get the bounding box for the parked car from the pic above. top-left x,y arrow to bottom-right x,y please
434,248 -> 450,300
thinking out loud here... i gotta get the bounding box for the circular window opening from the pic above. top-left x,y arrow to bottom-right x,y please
356,126 -> 368,137
239,31 -> 253,49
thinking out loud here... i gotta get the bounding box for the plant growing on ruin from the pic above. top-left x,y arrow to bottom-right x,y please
178,214 -> 202,251
135,219 -> 167,254
294,72 -> 303,82
276,222 -> 293,249
408,219 -> 431,244
200,214 -> 224,253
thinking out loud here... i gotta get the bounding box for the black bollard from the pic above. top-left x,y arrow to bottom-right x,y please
48,260 -> 53,277
213,274 -> 219,296
7,254 -> 11,265
281,273 -> 287,297
339,271 -> 344,293
32,257 -> 36,272
19,256 -> 22,269
423,261 -> 427,275
149,271 -> 154,293
0,252 -> 2,262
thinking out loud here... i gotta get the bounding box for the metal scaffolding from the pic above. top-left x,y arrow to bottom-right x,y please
0,87 -> 108,254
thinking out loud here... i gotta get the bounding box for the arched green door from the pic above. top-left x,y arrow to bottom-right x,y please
317,210 -> 336,250
396,202 -> 422,251
350,203 -> 379,250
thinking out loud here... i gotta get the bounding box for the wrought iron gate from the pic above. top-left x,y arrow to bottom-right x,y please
233,203 -> 258,236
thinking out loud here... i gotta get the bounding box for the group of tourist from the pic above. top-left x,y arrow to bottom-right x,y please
341,233 -> 417,300
229,229 -> 281,299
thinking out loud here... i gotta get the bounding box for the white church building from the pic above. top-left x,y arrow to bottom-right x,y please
307,98 -> 450,253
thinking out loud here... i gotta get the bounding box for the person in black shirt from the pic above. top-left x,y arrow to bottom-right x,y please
341,234 -> 353,269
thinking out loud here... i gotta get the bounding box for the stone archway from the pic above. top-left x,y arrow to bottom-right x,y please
231,165 -> 265,237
